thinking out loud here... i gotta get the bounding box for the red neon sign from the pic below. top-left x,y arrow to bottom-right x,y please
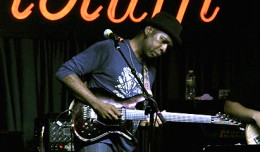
11,0 -> 220,23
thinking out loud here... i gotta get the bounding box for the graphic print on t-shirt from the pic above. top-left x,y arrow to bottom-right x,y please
113,67 -> 143,98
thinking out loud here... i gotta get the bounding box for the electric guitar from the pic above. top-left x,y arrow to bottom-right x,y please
245,123 -> 260,145
70,92 -> 242,143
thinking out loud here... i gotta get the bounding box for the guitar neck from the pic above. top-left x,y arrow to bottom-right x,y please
163,112 -> 213,123
123,109 -> 238,125
123,109 -> 149,120
123,109 -> 212,123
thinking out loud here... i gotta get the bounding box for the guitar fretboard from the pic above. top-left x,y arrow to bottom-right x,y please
122,109 -> 213,123
163,112 -> 212,123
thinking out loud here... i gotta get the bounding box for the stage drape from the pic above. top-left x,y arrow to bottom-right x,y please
0,38 -> 84,149
0,38 -> 164,151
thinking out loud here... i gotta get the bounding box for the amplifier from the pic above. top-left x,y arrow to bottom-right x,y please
44,119 -> 74,152
33,113 -> 75,152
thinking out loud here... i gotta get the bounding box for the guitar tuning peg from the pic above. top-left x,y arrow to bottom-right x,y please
215,112 -> 222,117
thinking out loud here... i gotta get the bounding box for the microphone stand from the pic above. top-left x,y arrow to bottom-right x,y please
112,39 -> 166,125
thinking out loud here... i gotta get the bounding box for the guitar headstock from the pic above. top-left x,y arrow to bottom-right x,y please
212,112 -> 243,126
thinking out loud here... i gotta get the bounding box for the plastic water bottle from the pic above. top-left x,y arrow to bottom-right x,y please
185,70 -> 196,100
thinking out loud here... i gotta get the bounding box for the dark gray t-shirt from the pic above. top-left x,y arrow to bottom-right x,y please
56,39 -> 155,99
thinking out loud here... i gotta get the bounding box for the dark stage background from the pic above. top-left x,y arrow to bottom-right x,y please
0,0 -> 257,151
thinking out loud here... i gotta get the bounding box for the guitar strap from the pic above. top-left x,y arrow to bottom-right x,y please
143,62 -> 153,97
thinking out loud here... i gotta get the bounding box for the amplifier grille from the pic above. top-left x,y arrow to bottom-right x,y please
49,120 -> 73,142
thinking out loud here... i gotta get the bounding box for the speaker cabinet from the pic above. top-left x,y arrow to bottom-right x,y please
0,131 -> 24,152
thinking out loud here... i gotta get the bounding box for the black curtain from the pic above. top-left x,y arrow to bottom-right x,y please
0,31 -> 252,151
0,1 -> 257,151
0,37 -> 90,150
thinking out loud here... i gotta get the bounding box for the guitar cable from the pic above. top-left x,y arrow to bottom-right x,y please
55,108 -> 73,127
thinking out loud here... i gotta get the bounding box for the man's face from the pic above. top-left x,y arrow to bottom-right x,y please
142,26 -> 173,59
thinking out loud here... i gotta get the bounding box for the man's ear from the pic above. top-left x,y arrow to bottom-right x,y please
144,26 -> 154,37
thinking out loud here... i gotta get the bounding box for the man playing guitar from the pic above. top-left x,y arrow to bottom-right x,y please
56,12 -> 182,152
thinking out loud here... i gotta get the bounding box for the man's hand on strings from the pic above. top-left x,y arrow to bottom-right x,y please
94,101 -> 122,121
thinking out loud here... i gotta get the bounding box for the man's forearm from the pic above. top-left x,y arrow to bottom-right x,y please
60,74 -> 100,109
224,100 -> 256,123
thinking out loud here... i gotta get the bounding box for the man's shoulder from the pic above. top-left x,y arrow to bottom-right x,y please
85,39 -> 114,52
93,39 -> 114,46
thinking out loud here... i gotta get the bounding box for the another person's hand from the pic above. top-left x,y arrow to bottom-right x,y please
253,111 -> 260,128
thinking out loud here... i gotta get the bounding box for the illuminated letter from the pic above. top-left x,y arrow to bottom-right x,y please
176,0 -> 189,23
11,0 -> 34,19
108,0 -> 145,23
81,0 -> 103,21
200,0 -> 220,22
129,0 -> 147,22
152,0 -> 164,17
39,0 -> 77,21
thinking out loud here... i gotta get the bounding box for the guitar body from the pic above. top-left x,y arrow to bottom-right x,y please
245,124 -> 260,145
71,91 -> 145,143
